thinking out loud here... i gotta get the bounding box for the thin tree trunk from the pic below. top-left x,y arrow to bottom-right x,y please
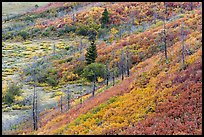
67,87 -> 70,110
181,21 -> 185,69
181,3 -> 185,69
106,64 -> 109,87
53,44 -> 55,56
153,2 -> 157,24
80,96 -> 82,104
92,73 -> 96,97
164,2 -> 168,63
60,95 -> 63,113
33,85 -> 36,130
112,71 -> 115,86
190,2 -> 193,10
121,65 -> 124,80
35,84 -> 38,130
126,52 -> 130,77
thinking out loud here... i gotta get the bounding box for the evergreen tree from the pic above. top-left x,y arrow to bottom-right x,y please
101,8 -> 109,28
85,29 -> 98,65
85,40 -> 97,65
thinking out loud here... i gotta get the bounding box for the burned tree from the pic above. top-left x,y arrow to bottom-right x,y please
126,50 -> 130,77
66,87 -> 71,110
29,57 -> 38,131
79,38 -> 83,53
111,51 -> 116,86
180,4 -> 187,69
60,94 -> 63,113
92,72 -> 96,97
79,84 -> 83,104
119,51 -> 125,80
163,2 -> 168,63
72,4 -> 76,24
53,43 -> 56,56
105,63 -> 110,87
152,2 -> 158,24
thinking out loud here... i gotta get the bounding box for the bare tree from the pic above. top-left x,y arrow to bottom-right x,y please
105,63 -> 109,87
189,2 -> 193,10
180,3 -> 186,69
60,95 -> 63,113
72,5 -> 76,24
163,2 -> 168,63
117,51 -> 126,81
31,57 -> 38,131
79,84 -> 83,104
111,51 -> 116,86
126,50 -> 130,77
32,83 -> 36,130
80,96 -> 83,105
66,87 -> 71,110
53,43 -> 56,56
92,72 -> 96,97
152,2 -> 158,24
79,38 -> 83,53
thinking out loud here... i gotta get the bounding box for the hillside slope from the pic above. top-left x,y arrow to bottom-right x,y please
2,2 -> 202,135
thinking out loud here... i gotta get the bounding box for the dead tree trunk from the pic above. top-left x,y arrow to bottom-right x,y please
53,44 -> 56,56
35,84 -> 38,130
120,51 -> 125,80
126,53 -> 130,77
106,64 -> 109,87
189,2 -> 193,10
32,67 -> 38,131
121,65 -> 124,80
60,95 -> 63,113
112,71 -> 115,86
33,84 -> 36,130
181,9 -> 186,69
80,96 -> 83,104
111,51 -> 115,86
163,2 -> 168,63
67,87 -> 70,110
92,73 -> 96,97
80,84 -> 83,104
79,38 -> 83,53
153,2 -> 157,24
72,6 -> 76,24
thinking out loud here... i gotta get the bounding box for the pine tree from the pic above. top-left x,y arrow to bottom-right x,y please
85,41 -> 97,65
101,8 -> 109,28
85,29 -> 98,65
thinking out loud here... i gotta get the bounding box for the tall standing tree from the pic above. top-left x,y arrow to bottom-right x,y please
111,51 -> 116,86
66,87 -> 71,110
180,3 -> 186,69
119,51 -> 125,80
60,94 -> 63,113
152,2 -> 158,24
30,57 -> 38,131
126,50 -> 130,77
101,8 -> 109,28
105,63 -> 110,87
92,72 -> 96,97
163,2 -> 168,63
85,41 -> 97,65
85,29 -> 97,65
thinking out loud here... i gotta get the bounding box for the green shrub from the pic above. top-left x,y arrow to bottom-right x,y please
11,104 -> 22,110
19,30 -> 29,40
4,83 -> 22,105
3,107 -> 12,112
64,25 -> 76,33
47,76 -> 58,87
65,46 -> 70,51
82,63 -> 106,82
